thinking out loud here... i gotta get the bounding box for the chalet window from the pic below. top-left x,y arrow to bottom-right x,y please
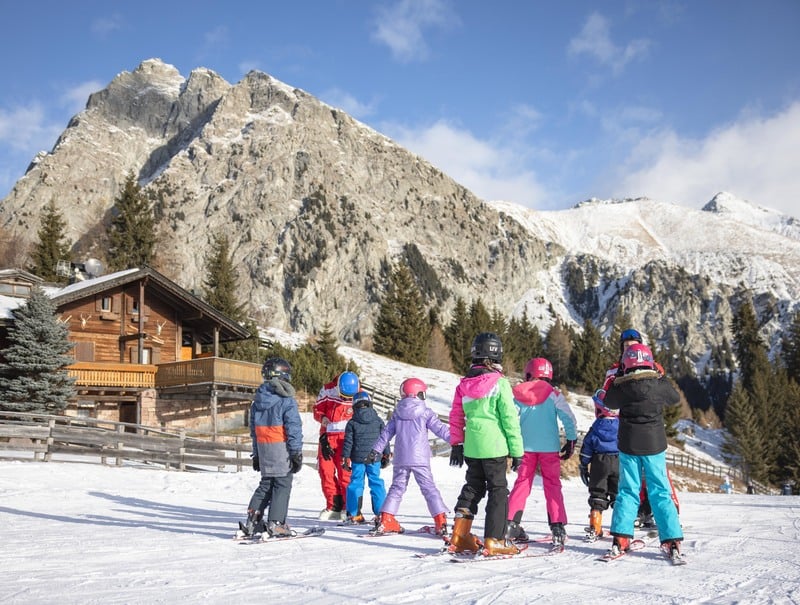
100,296 -> 112,312
129,347 -> 158,364
73,341 -> 95,362
0,283 -> 31,297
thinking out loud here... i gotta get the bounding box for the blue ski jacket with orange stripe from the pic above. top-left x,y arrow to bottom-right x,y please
250,378 -> 303,476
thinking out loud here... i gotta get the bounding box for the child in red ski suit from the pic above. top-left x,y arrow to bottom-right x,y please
313,371 -> 359,520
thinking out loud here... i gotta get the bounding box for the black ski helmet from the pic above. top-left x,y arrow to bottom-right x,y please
471,332 -> 503,363
262,357 -> 292,382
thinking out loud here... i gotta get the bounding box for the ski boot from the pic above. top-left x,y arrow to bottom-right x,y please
433,512 -> 448,536
342,513 -> 366,525
266,520 -> 294,538
585,509 -> 603,540
550,522 -> 567,547
607,536 -> 631,558
236,509 -> 263,538
447,508 -> 481,553
504,520 -> 529,543
370,512 -> 404,535
483,537 -> 520,556
661,539 -> 685,564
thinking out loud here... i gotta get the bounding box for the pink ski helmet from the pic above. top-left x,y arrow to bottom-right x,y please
524,357 -> 553,381
399,377 -> 427,400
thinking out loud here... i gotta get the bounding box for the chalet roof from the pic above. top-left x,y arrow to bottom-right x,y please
1,266 -> 250,344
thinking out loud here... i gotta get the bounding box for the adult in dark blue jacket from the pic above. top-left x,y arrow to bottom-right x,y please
238,358 -> 303,539
578,389 -> 619,539
604,344 -> 683,561
341,391 -> 390,524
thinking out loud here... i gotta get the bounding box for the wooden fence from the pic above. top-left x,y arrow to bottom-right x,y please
0,410 -> 320,472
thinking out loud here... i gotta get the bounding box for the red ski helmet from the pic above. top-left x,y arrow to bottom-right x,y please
524,357 -> 553,381
399,377 -> 427,400
621,343 -> 656,373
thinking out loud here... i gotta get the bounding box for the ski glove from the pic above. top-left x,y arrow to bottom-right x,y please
579,465 -> 590,487
380,453 -> 391,469
289,453 -> 303,474
560,439 -> 576,460
450,444 -> 464,468
252,455 -> 260,472
511,456 -> 523,472
366,450 -> 380,464
342,457 -> 351,472
320,433 -> 335,460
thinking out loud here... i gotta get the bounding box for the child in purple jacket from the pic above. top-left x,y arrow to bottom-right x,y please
367,377 -> 451,536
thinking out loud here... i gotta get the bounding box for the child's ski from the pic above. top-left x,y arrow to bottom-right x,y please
447,543 -> 568,563
596,538 -> 649,562
235,526 -> 326,544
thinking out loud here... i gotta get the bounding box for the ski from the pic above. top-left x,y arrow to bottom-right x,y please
362,526 -> 444,538
596,538 -> 649,562
448,543 -> 568,563
235,526 -> 326,544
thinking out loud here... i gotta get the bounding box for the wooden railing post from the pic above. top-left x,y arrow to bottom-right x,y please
116,425 -> 124,466
44,418 -> 55,462
178,430 -> 186,471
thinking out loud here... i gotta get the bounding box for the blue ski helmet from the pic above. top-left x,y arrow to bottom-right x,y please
337,371 -> 360,398
353,390 -> 372,408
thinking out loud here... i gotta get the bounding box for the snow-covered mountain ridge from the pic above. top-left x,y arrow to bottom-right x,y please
489,192 -> 800,302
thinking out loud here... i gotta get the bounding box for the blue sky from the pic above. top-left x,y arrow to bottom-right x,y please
1,0 -> 798,217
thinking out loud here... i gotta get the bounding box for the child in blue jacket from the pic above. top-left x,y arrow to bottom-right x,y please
578,389 -> 619,540
341,391 -> 389,525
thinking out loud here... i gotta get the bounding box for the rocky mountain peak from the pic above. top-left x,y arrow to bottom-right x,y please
0,59 -> 797,370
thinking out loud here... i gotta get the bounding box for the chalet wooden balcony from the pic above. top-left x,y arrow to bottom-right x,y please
154,357 -> 262,389
67,358 -> 262,391
68,362 -> 157,389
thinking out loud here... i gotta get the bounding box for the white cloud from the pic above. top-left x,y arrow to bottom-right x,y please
568,12 -> 650,75
319,88 -> 376,119
612,102 -> 800,217
384,119 -> 548,207
91,14 -> 123,37
371,0 -> 457,62
0,103 -> 61,152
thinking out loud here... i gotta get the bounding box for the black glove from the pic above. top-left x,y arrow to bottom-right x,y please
380,453 -> 391,469
560,439 -> 576,460
252,455 -> 260,471
450,444 -> 464,467
290,452 -> 303,474
580,465 -> 590,486
366,449 -> 380,464
511,456 -> 523,472
319,433 -> 334,461
342,457 -> 351,472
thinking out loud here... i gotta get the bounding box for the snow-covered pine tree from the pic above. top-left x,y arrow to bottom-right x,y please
0,286 -> 76,413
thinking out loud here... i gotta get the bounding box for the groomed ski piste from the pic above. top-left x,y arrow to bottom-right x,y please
1,454 -> 798,604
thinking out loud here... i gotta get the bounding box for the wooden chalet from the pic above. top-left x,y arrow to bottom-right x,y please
0,267 -> 262,435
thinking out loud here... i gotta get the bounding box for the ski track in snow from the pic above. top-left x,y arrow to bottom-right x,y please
1,457 -> 799,604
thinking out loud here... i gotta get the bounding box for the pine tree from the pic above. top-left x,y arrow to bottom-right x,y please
444,297 -> 472,374
782,311 -> 800,385
468,299 -> 492,336
568,319 -> 606,391
201,233 -> 258,361
721,383 -> 771,483
0,286 -> 76,413
29,198 -> 72,283
372,263 -> 428,365
545,319 -> 572,385
107,173 -> 157,271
